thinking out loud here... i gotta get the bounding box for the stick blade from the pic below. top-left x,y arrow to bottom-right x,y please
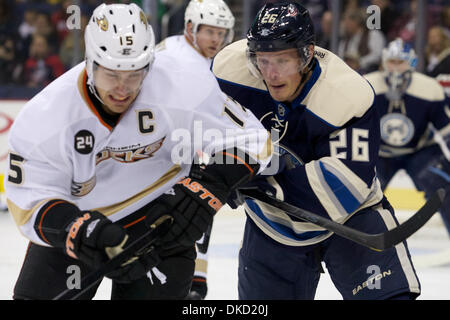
380,188 -> 446,250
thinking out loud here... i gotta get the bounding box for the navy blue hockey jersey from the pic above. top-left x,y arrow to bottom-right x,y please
364,71 -> 449,158
212,39 -> 385,246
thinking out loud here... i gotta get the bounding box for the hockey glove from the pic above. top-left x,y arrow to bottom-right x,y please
64,211 -> 126,265
145,174 -> 227,248
64,211 -> 159,283
146,149 -> 259,248
227,175 -> 278,209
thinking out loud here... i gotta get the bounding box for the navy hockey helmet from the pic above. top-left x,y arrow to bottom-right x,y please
246,2 -> 315,79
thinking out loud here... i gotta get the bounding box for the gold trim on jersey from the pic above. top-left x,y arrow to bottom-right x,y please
93,164 -> 182,217
7,198 -> 72,227
194,258 -> 208,274
249,134 -> 273,162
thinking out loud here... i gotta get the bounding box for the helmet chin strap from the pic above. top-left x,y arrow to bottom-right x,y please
185,25 -> 204,57
87,77 -> 107,106
86,62 -> 149,109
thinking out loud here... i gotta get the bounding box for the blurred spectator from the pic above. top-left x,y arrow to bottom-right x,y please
22,33 -> 65,89
51,0 -> 73,44
301,0 -> 329,33
19,8 -> 37,40
59,14 -> 88,69
0,0 -> 15,36
316,10 -> 332,50
34,11 -> 60,54
387,0 -> 434,46
428,0 -> 449,29
392,0 -> 416,45
441,6 -> 450,37
426,26 -> 450,96
342,0 -> 360,13
370,0 -> 398,41
338,8 -> 386,73
0,34 -> 22,84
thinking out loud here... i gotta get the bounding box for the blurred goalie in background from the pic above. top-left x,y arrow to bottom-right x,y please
364,38 -> 450,236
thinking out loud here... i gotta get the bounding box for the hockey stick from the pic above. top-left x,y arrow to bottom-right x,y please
53,215 -> 173,300
196,220 -> 213,254
240,188 -> 445,251
429,124 -> 450,162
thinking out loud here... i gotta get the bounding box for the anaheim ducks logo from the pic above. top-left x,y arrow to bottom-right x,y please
139,11 -> 148,29
96,16 -> 108,31
71,175 -> 96,197
96,136 -> 166,165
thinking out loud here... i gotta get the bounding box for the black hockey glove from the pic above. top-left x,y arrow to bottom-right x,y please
146,149 -> 260,248
227,175 -> 278,209
145,174 -> 227,248
64,211 -> 126,265
64,211 -> 160,283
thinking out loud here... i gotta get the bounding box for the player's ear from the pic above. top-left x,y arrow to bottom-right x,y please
186,21 -> 194,37
308,44 -> 314,57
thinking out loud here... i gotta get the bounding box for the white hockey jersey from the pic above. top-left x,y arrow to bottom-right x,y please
156,35 -> 212,69
5,54 -> 272,246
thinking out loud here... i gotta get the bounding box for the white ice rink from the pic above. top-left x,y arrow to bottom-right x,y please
1,201 -> 450,300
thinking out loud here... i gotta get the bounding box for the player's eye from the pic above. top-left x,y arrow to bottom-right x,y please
105,72 -> 118,79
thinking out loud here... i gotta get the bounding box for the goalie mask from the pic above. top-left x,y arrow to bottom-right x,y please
382,38 -> 417,101
85,3 -> 155,103
246,2 -> 315,80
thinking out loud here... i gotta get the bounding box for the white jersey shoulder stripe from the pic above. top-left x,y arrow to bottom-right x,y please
407,72 -> 446,101
213,41 -> 375,128
302,47 -> 375,128
365,71 -> 446,102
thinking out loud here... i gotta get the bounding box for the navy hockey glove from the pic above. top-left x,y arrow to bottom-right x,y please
146,149 -> 259,248
227,175 -> 280,209
227,175 -> 278,209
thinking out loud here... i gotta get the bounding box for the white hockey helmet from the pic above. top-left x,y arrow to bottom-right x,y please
85,3 -> 155,86
382,38 -> 417,71
184,0 -> 235,45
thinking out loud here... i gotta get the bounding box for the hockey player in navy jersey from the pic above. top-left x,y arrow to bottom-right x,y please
156,0 -> 236,300
212,2 -> 421,299
364,39 -> 450,235
4,3 -> 271,300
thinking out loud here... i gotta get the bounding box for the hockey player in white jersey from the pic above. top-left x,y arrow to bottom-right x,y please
4,3 -> 271,300
156,0 -> 235,300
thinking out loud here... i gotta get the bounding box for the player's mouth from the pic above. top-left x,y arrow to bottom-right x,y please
109,95 -> 131,104
269,84 -> 286,91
